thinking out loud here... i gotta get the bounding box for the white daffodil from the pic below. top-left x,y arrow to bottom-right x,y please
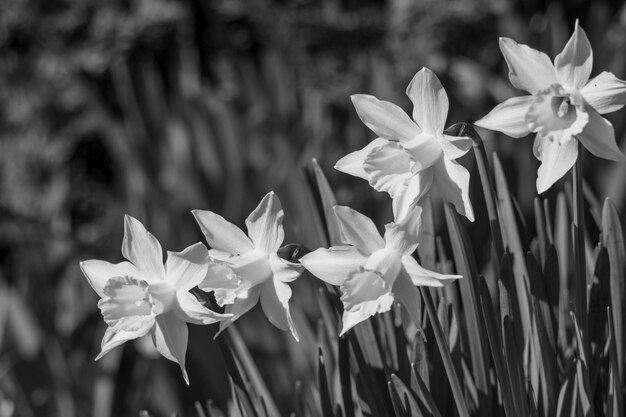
474,20 -> 626,193
192,191 -> 303,341
336,67 -> 474,222
300,205 -> 460,335
80,215 -> 231,384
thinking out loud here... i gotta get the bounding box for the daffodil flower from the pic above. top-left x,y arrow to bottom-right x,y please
336,68 -> 474,221
475,21 -> 626,193
192,192 -> 303,341
300,205 -> 460,335
80,215 -> 231,384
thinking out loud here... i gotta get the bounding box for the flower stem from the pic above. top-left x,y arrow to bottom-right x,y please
572,140 -> 588,355
420,287 -> 470,417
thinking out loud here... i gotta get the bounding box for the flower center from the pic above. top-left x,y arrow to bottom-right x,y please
364,248 -> 402,286
99,276 -> 155,330
553,96 -> 573,118
228,249 -> 273,286
526,84 -> 588,145
403,133 -> 443,172
147,280 -> 177,315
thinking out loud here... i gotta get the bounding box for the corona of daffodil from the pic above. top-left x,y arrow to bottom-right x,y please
475,20 -> 626,193
80,216 -> 231,383
336,68 -> 474,221
300,205 -> 460,335
192,191 -> 303,341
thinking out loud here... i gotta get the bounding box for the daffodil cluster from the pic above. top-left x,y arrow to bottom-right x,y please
80,20 -> 626,385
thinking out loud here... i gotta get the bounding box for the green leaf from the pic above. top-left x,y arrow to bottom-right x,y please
534,197 -> 548,265
478,277 -> 517,417
602,198 -> 626,379
420,286 -> 471,417
410,362 -> 443,417
554,192 -> 574,355
607,307 -> 624,417
556,361 -> 577,417
338,335 -> 355,417
587,247 -> 610,391
526,251 -> 557,354
417,196 -> 436,271
305,158 -> 342,247
493,154 -> 531,334
444,204 -> 491,414
347,331 -> 391,417
393,306 -> 412,385
389,374 -> 423,417
225,327 -> 281,417
544,245 -> 561,337
571,312 -> 594,417
318,349 -> 336,417
529,298 -> 558,417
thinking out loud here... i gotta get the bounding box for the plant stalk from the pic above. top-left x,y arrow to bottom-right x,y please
572,140 -> 588,355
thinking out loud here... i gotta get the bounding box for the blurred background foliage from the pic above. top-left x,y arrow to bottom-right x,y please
2,0 -> 626,416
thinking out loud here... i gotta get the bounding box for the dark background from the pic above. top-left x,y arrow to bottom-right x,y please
1,0 -> 626,416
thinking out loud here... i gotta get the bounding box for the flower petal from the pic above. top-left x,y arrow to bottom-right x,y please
245,191 -> 285,254
392,168 -> 434,222
392,272 -> 422,328
577,108 -> 626,161
260,279 -> 298,340
269,253 -> 303,283
401,256 -> 461,286
535,134 -> 579,193
499,37 -> 557,94
339,268 -> 394,336
165,242 -> 209,291
192,210 -> 254,255
384,205 -> 422,255
440,135 -> 473,160
122,215 -> 165,280
174,291 -> 232,325
350,94 -> 420,142
333,206 -> 385,254
474,95 -> 534,138
198,262 -> 241,306
208,249 -> 233,262
554,21 -> 592,89
152,312 -> 190,384
406,68 -> 449,134
363,143 -> 413,198
300,246 -> 367,286
432,159 -> 475,222
216,285 -> 262,338
96,320 -> 154,360
580,71 -> 626,114
334,138 -> 390,179
80,260 -> 138,298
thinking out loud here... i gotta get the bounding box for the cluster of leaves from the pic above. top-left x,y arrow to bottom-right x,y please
2,0 -> 626,416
